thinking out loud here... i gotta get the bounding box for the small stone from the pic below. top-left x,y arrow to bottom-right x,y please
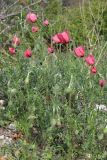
7,123 -> 16,131
0,135 -> 5,140
3,137 -> 12,145
95,104 -> 107,112
0,100 -> 5,106
0,106 -> 5,110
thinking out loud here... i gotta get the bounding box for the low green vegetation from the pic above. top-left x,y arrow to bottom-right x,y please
0,0 -> 107,159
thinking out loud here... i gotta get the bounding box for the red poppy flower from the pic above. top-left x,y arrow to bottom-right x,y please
74,46 -> 85,57
85,54 -> 95,65
24,49 -> 32,58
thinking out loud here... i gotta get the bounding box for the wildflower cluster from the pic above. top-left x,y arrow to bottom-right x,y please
8,12 -> 106,88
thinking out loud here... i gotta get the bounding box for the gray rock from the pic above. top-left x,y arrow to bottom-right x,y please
7,123 -> 16,131
0,135 -> 5,140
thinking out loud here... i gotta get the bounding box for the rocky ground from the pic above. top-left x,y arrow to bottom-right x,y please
0,123 -> 23,148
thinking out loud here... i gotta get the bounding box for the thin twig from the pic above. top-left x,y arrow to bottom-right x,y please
0,0 -> 41,20
2,0 -> 19,14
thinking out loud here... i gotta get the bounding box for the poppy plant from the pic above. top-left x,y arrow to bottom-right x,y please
43,20 -> 49,26
26,12 -> 38,23
52,31 -> 70,44
31,26 -> 39,32
12,36 -> 20,46
24,49 -> 32,58
99,79 -> 106,87
74,46 -> 85,57
48,47 -> 54,53
9,47 -> 16,55
90,66 -> 97,74
85,54 -> 95,65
